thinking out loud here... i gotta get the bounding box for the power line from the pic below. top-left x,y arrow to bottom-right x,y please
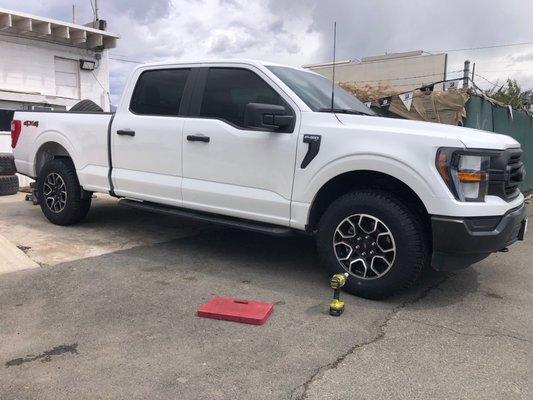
430,40 -> 533,53
110,52 -> 145,60
474,73 -> 499,87
346,69 -> 463,84
107,57 -> 465,85
475,68 -> 533,73
109,56 -> 143,64
88,0 -> 96,21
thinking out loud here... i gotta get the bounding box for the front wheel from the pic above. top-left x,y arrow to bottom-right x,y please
37,159 -> 91,225
316,190 -> 429,299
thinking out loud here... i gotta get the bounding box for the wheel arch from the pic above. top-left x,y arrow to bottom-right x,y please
34,141 -> 73,178
307,170 -> 431,236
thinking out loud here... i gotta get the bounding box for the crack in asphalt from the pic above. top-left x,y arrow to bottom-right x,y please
5,343 -> 78,368
15,244 -> 49,268
290,275 -> 451,400
397,317 -> 533,344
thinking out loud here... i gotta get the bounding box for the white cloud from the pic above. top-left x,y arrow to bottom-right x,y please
1,0 -> 532,103
103,0 -> 320,102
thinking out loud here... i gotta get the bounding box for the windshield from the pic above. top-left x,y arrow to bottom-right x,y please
267,66 -> 374,115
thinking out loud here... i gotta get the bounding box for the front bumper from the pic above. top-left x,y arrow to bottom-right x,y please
431,203 -> 527,271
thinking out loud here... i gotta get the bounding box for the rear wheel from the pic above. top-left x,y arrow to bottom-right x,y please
37,159 -> 91,225
316,190 -> 429,299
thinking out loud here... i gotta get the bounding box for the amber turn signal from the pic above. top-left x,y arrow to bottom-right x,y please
457,171 -> 488,183
436,151 -> 450,182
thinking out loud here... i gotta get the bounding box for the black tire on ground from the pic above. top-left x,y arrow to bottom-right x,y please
316,190 -> 429,300
37,158 -> 91,225
0,175 -> 19,196
69,99 -> 103,112
0,153 -> 16,176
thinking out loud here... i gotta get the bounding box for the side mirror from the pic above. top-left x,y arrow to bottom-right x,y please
244,103 -> 294,131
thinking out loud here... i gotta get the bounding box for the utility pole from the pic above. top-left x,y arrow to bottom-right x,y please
94,0 -> 99,20
463,60 -> 471,89
72,4 -> 76,24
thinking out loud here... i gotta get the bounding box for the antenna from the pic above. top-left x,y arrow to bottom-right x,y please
330,21 -> 337,111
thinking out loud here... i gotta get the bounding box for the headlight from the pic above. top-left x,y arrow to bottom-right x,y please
436,148 -> 491,202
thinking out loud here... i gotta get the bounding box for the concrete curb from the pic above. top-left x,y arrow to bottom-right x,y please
0,233 -> 40,274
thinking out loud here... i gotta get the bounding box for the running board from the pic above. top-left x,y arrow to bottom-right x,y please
118,199 -> 294,237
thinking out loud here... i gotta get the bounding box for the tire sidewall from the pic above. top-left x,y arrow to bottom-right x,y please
317,191 -> 426,299
37,159 -> 89,225
0,175 -> 19,196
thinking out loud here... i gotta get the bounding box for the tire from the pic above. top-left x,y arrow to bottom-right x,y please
69,99 -> 103,112
0,153 -> 16,176
37,159 -> 91,225
316,190 -> 429,300
0,175 -> 19,196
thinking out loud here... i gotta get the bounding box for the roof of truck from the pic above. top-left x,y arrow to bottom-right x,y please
135,59 -> 311,72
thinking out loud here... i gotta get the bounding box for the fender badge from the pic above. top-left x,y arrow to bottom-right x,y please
23,121 -> 39,127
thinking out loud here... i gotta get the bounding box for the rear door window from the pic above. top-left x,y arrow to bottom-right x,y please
130,69 -> 190,116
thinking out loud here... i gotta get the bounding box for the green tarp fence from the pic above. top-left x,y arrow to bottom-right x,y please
465,95 -> 533,192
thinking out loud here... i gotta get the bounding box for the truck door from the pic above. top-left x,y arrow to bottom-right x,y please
111,68 -> 193,206
181,66 -> 300,226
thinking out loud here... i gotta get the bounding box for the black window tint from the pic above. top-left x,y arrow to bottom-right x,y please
200,68 -> 284,127
0,110 -> 14,131
130,69 -> 190,116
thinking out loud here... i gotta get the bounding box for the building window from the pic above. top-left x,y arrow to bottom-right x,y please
54,57 -> 80,99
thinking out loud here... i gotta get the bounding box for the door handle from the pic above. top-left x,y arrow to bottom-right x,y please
187,134 -> 210,143
117,129 -> 135,136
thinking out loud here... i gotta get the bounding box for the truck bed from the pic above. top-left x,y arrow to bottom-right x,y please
12,110 -> 114,193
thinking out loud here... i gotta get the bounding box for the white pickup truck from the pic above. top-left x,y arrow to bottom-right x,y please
11,60 -> 527,299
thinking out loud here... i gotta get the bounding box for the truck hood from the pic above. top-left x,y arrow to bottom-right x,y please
336,114 -> 520,150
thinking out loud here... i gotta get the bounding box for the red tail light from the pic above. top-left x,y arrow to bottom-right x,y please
11,120 -> 21,148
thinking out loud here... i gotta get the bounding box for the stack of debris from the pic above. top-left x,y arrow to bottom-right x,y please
340,81 -> 469,126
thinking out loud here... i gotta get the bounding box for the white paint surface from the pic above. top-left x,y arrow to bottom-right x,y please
0,33 -> 110,111
10,60 -> 525,230
308,53 -> 448,92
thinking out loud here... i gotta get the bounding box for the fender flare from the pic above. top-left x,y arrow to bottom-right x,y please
32,130 -> 79,176
300,154 -> 446,214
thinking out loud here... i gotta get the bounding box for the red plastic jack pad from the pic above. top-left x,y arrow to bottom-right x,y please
197,296 -> 274,325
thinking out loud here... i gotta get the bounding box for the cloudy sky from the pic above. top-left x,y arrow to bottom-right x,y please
1,0 -> 532,104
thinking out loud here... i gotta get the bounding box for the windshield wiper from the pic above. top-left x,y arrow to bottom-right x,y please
318,108 -> 371,116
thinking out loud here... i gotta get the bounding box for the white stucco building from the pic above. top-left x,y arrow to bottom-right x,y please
304,50 -> 449,92
0,7 -> 119,134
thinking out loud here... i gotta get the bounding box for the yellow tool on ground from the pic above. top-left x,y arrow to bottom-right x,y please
329,273 -> 349,316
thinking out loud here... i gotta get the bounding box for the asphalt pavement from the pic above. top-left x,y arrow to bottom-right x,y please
0,193 -> 531,400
